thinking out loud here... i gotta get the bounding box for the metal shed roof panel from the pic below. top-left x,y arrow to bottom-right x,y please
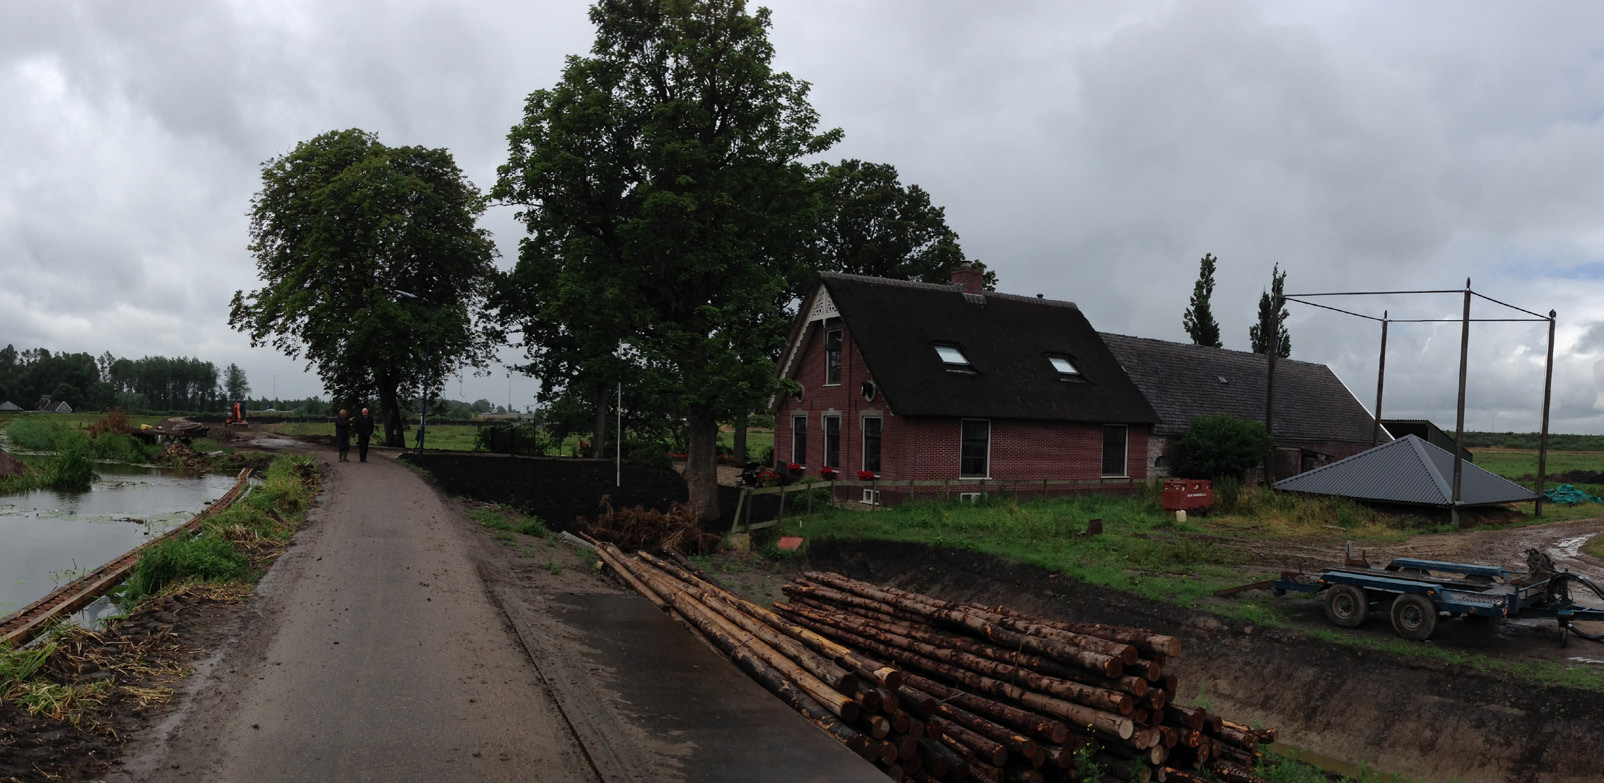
1273,435 -> 1537,507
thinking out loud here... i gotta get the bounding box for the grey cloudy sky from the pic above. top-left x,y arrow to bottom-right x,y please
4,1 -> 1603,432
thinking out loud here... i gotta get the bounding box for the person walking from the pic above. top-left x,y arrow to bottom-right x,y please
334,409 -> 352,462
355,407 -> 376,462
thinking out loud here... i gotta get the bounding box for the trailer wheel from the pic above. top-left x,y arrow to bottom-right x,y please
1324,585 -> 1368,628
1390,594 -> 1439,640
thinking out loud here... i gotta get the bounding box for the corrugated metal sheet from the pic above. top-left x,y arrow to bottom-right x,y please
1272,435 -> 1538,507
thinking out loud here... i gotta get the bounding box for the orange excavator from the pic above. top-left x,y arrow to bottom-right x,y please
226,400 -> 248,427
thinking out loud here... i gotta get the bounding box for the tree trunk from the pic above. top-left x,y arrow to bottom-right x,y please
591,385 -> 609,459
686,411 -> 721,522
379,379 -> 405,447
733,414 -> 748,464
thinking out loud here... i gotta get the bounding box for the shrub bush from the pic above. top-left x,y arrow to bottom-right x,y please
42,432 -> 96,490
1214,475 -> 1241,512
1175,415 -> 1272,480
125,531 -> 246,601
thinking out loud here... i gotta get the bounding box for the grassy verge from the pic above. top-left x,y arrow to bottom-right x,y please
468,503 -> 551,544
778,488 -> 1604,692
119,454 -> 318,602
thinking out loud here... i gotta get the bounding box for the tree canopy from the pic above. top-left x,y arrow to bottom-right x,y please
230,128 -> 499,445
808,158 -> 994,295
493,0 -> 840,520
1249,263 -> 1291,358
1183,253 -> 1222,349
222,363 -> 250,401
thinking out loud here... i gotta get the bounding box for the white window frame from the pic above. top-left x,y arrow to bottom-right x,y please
860,488 -> 881,505
791,414 -> 807,466
1101,424 -> 1129,478
959,418 -> 991,479
825,328 -> 843,386
822,413 -> 841,469
861,415 -> 882,474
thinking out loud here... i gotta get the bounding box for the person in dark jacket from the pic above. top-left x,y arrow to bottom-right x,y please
355,407 -> 376,462
334,409 -> 351,462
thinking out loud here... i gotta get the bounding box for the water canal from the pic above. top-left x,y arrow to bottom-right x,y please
0,462 -> 240,622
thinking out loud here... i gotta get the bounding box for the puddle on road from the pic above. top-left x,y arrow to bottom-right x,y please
1556,534 -> 1593,559
0,463 -> 239,617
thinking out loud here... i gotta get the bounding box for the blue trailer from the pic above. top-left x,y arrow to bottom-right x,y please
1273,550 -> 1604,644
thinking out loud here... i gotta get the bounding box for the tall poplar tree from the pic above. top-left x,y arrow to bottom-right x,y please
493,0 -> 841,521
1249,263 -> 1292,358
1183,253 -> 1223,348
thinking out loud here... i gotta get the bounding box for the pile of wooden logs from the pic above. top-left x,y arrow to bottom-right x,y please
586,538 -> 1276,783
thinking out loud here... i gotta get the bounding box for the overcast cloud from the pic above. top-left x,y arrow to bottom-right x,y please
3,1 -> 1602,432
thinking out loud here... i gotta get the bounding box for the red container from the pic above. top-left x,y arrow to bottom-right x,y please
1160,479 -> 1214,513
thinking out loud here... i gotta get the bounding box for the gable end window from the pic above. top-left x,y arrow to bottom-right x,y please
1102,424 -> 1128,477
1048,355 -> 1081,378
791,415 -> 808,466
825,328 -> 843,385
960,419 -> 990,478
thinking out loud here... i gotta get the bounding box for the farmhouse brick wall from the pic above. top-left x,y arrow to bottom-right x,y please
774,319 -> 1151,482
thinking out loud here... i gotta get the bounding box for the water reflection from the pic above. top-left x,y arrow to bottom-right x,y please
0,463 -> 238,616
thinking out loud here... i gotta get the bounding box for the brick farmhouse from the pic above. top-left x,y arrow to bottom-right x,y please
770,268 -> 1385,492
771,269 -> 1160,497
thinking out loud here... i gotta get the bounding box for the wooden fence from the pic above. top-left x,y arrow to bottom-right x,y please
728,476 -> 1141,534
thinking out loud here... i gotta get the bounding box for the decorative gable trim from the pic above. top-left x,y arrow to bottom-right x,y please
807,287 -> 839,323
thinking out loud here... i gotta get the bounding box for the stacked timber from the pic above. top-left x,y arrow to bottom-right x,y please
585,540 -> 1275,783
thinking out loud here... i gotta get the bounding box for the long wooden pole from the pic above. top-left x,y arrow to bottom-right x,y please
1536,309 -> 1556,517
1452,278 -> 1471,527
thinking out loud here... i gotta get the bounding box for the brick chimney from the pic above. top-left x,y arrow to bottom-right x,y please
950,263 -> 983,293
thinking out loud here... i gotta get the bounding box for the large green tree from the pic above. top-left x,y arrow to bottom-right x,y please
1249,263 -> 1291,358
222,363 -> 251,401
493,0 -> 840,520
231,129 -> 499,446
809,159 -> 994,294
1183,252 -> 1223,348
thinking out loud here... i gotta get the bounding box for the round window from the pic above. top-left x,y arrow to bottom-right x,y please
861,381 -> 877,401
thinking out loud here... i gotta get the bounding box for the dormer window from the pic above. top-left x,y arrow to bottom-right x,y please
1048,355 -> 1081,377
934,344 -> 971,369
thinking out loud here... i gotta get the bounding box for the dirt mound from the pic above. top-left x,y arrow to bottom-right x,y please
1522,469 -> 1604,484
405,453 -> 689,534
0,448 -> 30,479
799,538 -> 1604,783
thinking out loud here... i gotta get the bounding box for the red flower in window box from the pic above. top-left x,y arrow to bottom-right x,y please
819,467 -> 839,480
787,462 -> 803,473
857,470 -> 879,481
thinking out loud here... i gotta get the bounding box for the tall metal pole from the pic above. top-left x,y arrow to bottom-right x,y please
1536,309 -> 1557,517
1265,325 -> 1278,485
1372,310 -> 1389,445
616,380 -> 622,487
1452,279 -> 1471,527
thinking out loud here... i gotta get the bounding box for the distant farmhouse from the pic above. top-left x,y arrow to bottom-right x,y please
0,400 -> 21,412
1100,334 -> 1385,479
35,396 -> 72,414
771,268 -> 1385,490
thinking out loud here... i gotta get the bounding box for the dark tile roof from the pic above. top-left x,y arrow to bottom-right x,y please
1098,333 -> 1380,442
815,273 -> 1159,424
1273,435 -> 1537,507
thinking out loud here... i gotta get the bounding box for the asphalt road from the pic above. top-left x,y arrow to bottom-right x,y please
115,452 -> 597,782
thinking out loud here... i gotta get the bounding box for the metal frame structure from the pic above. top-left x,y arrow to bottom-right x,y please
1280,279 -> 1555,523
